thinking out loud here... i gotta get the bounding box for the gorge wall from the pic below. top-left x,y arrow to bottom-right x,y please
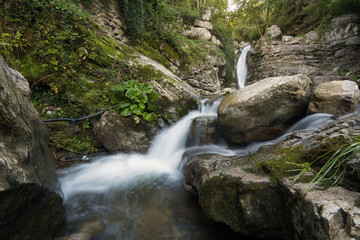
249,14 -> 360,87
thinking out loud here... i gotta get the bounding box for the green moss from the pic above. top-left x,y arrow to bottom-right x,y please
200,176 -> 241,232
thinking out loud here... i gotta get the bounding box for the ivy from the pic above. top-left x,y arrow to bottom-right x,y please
109,80 -> 159,123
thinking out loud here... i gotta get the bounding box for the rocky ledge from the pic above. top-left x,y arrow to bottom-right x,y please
185,112 -> 360,240
250,14 -> 360,87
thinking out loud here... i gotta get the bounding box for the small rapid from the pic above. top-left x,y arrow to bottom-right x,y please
58,97 -> 337,239
58,98 -> 246,239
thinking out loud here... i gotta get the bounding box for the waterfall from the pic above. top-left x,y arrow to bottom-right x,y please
58,98 -> 337,239
59,99 -> 222,200
237,45 -> 252,89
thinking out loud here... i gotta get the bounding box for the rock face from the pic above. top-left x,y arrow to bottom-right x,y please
217,74 -> 313,145
185,113 -> 360,240
130,54 -> 200,121
307,80 -> 360,116
181,43 -> 226,95
251,15 -> 360,87
90,0 -> 127,43
0,55 -> 65,239
93,111 -> 160,153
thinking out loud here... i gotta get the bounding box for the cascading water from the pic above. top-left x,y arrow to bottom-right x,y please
58,95 -> 338,239
237,45 -> 252,89
58,98 -> 243,239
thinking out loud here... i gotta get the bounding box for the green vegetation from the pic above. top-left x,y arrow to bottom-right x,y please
0,0 -> 233,155
296,137 -> 360,195
228,0 -> 360,41
250,134 -> 359,195
109,80 -> 158,123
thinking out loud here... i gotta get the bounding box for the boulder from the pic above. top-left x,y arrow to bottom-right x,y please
263,25 -> 282,41
183,26 -> 212,41
202,8 -> 212,21
0,55 -> 65,239
217,74 -> 313,145
194,19 -> 213,30
93,111 -> 161,153
307,80 -> 360,116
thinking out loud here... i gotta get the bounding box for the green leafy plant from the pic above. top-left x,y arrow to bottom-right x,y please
109,80 -> 158,122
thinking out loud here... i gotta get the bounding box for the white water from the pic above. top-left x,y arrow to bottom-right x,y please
237,45 -> 252,89
59,99 -> 222,200
58,97 -> 340,239
59,100 -> 336,199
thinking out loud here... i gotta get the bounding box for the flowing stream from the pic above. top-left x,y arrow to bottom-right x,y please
58,98 -> 337,239
58,99 -> 250,239
237,45 -> 252,89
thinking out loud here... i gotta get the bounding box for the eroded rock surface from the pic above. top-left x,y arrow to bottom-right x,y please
185,113 -> 360,240
0,55 -> 65,239
251,15 -> 360,87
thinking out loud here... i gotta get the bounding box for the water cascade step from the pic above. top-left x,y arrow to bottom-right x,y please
58,97 -> 337,239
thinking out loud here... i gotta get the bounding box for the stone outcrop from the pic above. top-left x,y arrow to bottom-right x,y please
93,54 -> 200,153
185,113 -> 360,240
307,80 -> 360,116
181,43 -> 226,95
217,74 -> 313,145
130,54 -> 200,120
183,25 -> 212,41
0,55 -> 65,239
90,0 -> 127,43
251,14 -> 360,87
93,111 -> 161,153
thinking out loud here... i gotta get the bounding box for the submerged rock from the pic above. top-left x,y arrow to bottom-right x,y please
307,80 -> 360,116
0,55 -> 65,239
217,74 -> 313,146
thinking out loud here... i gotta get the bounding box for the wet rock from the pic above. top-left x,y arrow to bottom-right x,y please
307,80 -> 360,116
185,114 -> 360,240
93,111 -> 160,153
187,116 -> 219,147
56,220 -> 103,240
0,55 -> 65,239
217,74 -> 313,145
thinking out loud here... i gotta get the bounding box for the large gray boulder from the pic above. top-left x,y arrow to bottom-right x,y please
0,55 -> 65,238
307,80 -> 360,116
217,74 -> 313,145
